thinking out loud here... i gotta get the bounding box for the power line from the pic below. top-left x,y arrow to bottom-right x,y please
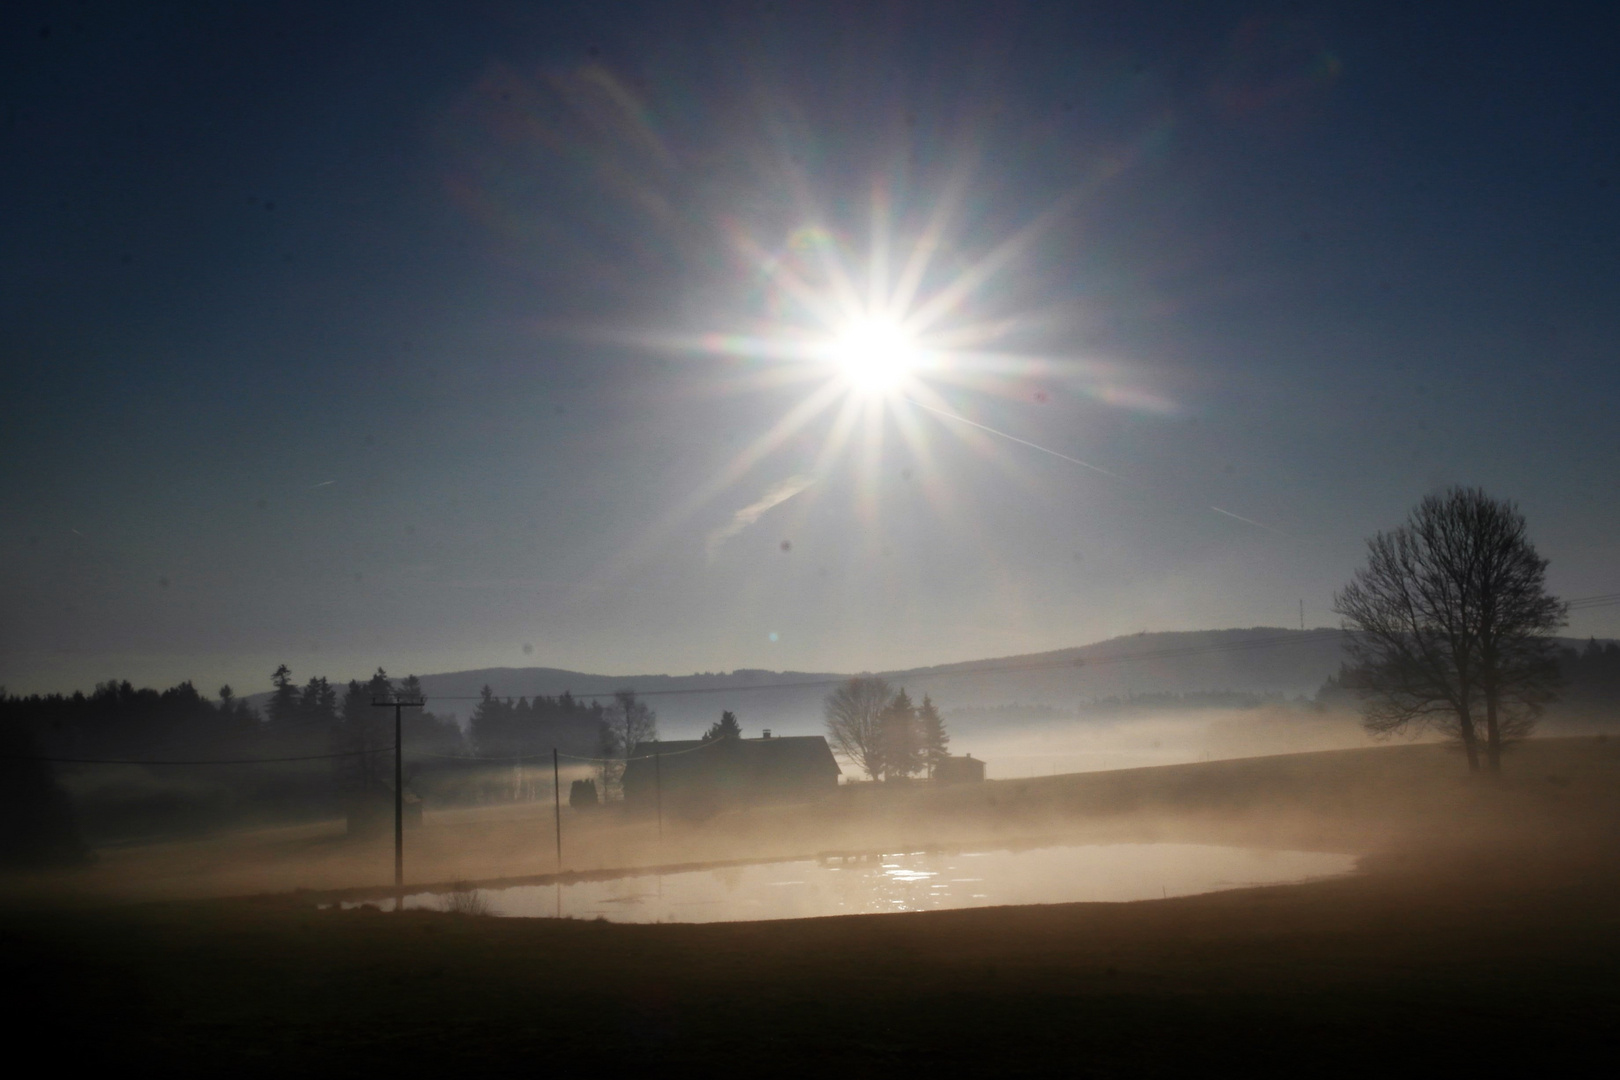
11,746 -> 394,766
88,708 -> 345,762
417,739 -> 722,765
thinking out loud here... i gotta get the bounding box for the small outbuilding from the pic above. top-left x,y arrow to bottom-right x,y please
569,778 -> 600,810
934,754 -> 986,784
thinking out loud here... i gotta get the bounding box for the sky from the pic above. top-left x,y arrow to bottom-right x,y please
3,0 -> 1618,697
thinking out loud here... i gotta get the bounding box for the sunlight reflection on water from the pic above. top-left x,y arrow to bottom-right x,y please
383,843 -> 1354,923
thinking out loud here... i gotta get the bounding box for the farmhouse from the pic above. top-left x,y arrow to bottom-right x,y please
622,732 -> 841,811
934,754 -> 986,784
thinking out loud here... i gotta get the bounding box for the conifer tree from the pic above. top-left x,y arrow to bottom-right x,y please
703,710 -> 743,742
268,663 -> 299,726
917,695 -> 949,778
878,688 -> 921,780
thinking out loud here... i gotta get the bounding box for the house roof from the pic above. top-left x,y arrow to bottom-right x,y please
632,735 -> 838,761
622,734 -> 841,794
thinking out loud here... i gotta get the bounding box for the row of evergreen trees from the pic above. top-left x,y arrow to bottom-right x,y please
264,665 -> 465,765
3,679 -> 259,758
468,685 -> 609,760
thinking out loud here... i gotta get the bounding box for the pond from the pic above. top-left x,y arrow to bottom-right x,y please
378,843 -> 1356,922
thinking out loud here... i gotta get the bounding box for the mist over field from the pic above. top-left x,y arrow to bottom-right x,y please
6,1 -> 1620,1071
227,625 -> 1610,780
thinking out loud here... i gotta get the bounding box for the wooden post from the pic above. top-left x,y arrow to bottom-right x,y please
393,702 -> 403,893
553,747 -> 562,870
371,696 -> 424,910
654,745 -> 663,841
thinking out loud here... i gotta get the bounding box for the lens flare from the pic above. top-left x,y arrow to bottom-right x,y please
828,317 -> 917,395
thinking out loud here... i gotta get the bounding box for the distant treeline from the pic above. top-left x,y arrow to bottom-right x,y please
1317,639 -> 1620,719
0,665 -> 640,765
1,667 -> 463,764
465,685 -> 608,760
0,665 -> 612,849
951,692 -> 1305,726
1082,690 -> 1300,715
1550,639 -> 1620,714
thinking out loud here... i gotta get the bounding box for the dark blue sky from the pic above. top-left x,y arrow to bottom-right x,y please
3,1 -> 1618,695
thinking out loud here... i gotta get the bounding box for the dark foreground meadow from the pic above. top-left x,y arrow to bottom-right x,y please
8,739 -> 1620,1076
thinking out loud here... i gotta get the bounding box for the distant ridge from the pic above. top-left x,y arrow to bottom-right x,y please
246,628 -> 1355,739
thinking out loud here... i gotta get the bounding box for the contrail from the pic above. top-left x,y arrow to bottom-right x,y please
706,474 -> 816,560
1209,505 -> 1287,535
903,397 -> 1122,479
906,397 -> 1285,536
311,480 -> 336,488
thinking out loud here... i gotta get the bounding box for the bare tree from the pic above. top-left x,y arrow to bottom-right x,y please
1334,487 -> 1565,773
595,722 -> 621,798
600,689 -> 656,798
823,676 -> 892,780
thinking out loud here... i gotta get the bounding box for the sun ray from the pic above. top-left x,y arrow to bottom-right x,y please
868,182 -> 890,317
724,226 -> 848,328
904,395 -> 1120,479
890,175 -> 963,320
906,191 -> 1082,336
578,378 -> 849,589
898,381 -> 1050,500
566,132 -> 1186,585
889,390 -> 963,520
810,392 -> 865,477
855,396 -> 887,539
765,134 -> 865,327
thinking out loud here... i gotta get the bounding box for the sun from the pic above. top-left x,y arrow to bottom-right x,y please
827,316 -> 919,396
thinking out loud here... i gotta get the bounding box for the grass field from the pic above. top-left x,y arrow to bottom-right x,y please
6,737 -> 1619,1073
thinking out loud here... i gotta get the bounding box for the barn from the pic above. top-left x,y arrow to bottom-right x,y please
622,732 -> 840,812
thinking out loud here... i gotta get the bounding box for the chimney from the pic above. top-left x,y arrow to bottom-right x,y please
762,729 -> 772,739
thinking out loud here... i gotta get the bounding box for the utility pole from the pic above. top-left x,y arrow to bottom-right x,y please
1300,599 -> 1305,632
552,747 -> 562,870
372,695 -> 424,905
654,745 -> 663,841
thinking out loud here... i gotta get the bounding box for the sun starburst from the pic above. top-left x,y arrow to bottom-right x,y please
569,174 -> 1179,590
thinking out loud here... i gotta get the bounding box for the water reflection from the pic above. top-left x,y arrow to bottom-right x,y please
384,843 -> 1354,923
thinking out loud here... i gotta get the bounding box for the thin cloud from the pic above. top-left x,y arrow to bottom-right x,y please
1209,506 -> 1287,535
706,474 -> 816,561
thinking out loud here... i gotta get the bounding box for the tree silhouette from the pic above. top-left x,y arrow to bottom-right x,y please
823,676 -> 892,780
917,695 -> 949,778
1334,487 -> 1565,773
298,677 -> 337,727
399,674 -> 425,704
600,690 -> 656,798
878,688 -> 921,779
268,664 -> 299,726
702,710 -> 743,742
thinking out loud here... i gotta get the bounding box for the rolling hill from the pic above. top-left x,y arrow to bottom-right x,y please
250,628 -> 1353,739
